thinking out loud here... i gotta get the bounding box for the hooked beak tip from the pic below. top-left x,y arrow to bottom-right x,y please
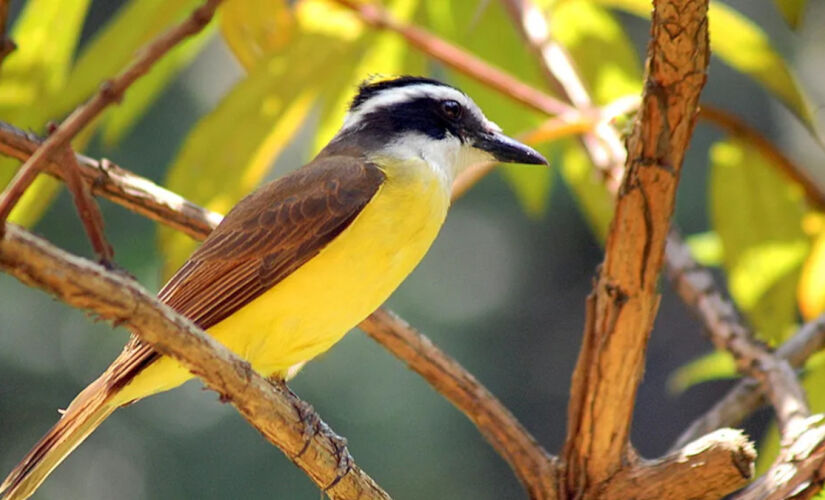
474,131 -> 549,166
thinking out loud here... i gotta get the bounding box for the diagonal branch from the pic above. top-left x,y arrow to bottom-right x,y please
0,121 -> 558,500
0,223 -> 389,500
0,0 -> 222,226
561,0 -> 710,494
673,312 -> 825,450
666,230 -> 811,436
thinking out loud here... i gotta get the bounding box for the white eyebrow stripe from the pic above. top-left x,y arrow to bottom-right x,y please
340,83 -> 485,132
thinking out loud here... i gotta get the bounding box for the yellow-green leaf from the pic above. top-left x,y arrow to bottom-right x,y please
559,140 -> 613,241
774,0 -> 808,29
685,231 -> 723,267
595,0 -> 817,131
220,0 -> 296,70
799,229 -> 825,320
158,33 -> 362,275
710,138 -> 809,343
59,0 -> 206,114
101,23 -> 216,145
549,0 -> 642,105
668,350 -> 737,394
424,0 -> 550,213
312,0 -> 424,153
0,0 -> 91,226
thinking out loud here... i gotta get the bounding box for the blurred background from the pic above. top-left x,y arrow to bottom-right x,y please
1,0 -> 825,498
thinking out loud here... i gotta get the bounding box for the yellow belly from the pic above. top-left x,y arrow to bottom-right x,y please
115,160 -> 450,404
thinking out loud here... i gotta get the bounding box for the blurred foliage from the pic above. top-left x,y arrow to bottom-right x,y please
2,0 -> 825,496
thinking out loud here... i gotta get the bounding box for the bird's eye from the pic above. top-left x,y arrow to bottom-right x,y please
441,99 -> 462,120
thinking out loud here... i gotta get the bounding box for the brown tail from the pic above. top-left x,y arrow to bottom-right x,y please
1,342 -> 157,500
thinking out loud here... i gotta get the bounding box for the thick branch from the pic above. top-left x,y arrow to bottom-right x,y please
562,1 -> 710,494
0,223 -> 389,500
0,121 -> 557,499
603,429 -> 754,499
0,0 -> 222,224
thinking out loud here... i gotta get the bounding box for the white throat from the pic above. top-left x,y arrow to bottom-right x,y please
373,132 -> 492,189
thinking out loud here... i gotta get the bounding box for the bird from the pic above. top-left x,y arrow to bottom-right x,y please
0,75 -> 547,499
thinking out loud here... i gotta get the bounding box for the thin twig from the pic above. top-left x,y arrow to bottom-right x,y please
58,146 -> 114,263
673,313 -> 825,450
699,105 -> 825,210
666,230 -> 811,436
561,0 -> 710,494
0,121 -> 558,500
0,223 -> 390,500
0,0 -> 222,227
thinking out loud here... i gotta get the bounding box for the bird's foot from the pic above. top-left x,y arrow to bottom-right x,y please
322,427 -> 352,492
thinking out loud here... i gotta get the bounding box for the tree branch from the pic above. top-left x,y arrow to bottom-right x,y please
666,230 -> 811,436
603,429 -> 755,499
0,0 -> 222,225
562,0 -> 710,494
0,223 -> 389,500
360,310 -> 559,499
0,121 -> 558,499
673,313 -> 825,450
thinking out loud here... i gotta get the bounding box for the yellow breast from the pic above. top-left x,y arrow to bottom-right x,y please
116,159 -> 450,403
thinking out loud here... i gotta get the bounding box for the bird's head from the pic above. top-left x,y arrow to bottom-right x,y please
329,76 -> 547,182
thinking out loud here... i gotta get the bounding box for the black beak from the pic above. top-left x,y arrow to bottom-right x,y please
473,130 -> 548,165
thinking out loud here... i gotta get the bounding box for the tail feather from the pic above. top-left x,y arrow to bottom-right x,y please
0,376 -> 118,500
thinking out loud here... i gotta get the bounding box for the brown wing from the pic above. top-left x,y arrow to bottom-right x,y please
159,155 -> 385,329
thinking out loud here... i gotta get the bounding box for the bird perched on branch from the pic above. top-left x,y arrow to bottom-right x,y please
0,75 -> 547,499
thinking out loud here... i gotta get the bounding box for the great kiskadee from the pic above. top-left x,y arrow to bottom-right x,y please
1,76 -> 547,499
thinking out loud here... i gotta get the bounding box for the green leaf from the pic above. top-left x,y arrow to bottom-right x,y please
424,0 -> 550,214
710,138 -> 809,343
58,0 -> 206,115
559,140 -> 613,240
774,0 -> 808,29
0,0 -> 92,226
100,23 -> 216,145
220,0 -> 295,69
550,0 -> 641,241
549,0 -> 642,105
594,0 -> 818,132
312,0 -> 425,153
668,350 -> 737,394
685,231 -> 723,267
158,33 -> 362,275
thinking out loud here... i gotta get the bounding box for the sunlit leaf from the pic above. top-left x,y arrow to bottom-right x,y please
710,139 -> 808,343
685,231 -> 723,267
220,0 -> 296,69
0,0 -> 92,226
311,0 -> 424,153
547,0 -> 641,239
101,23 -> 216,145
799,229 -> 825,320
425,0 -> 550,214
668,350 -> 737,394
159,33 -> 362,275
549,0 -> 642,105
774,0 -> 808,29
595,0 -> 817,131
560,140 -> 612,240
